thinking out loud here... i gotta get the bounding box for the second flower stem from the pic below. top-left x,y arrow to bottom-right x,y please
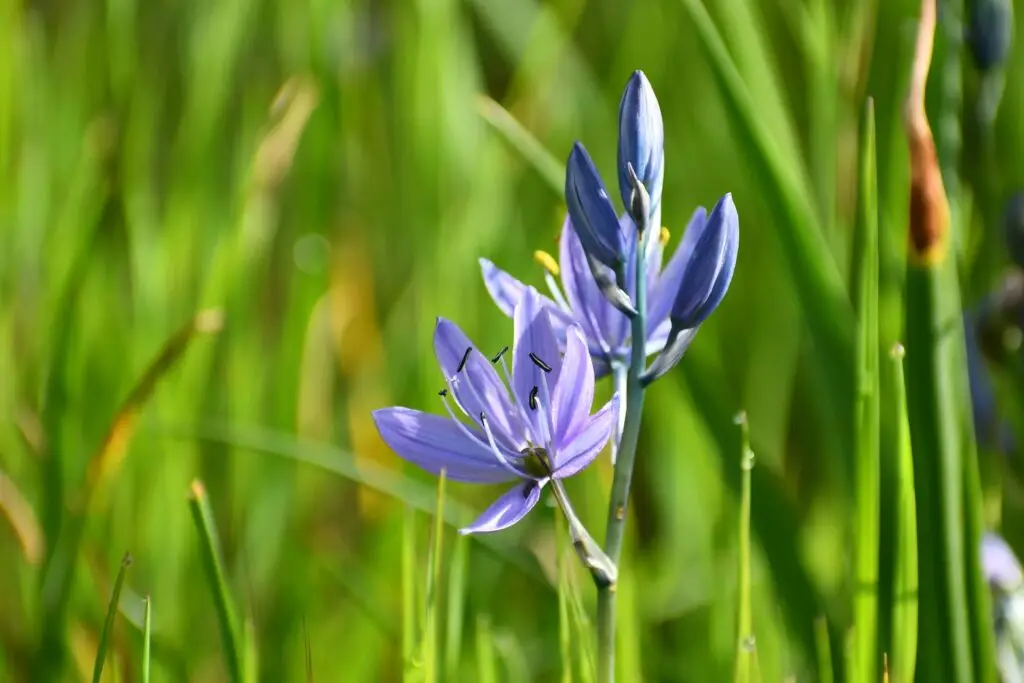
596,234 -> 648,683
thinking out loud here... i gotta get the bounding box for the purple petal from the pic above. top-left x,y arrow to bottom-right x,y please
647,207 -> 707,333
983,532 -> 1024,590
559,217 -> 628,353
479,258 -> 577,337
434,318 -> 521,450
512,288 -> 563,440
479,258 -> 525,318
551,325 -> 594,445
459,480 -> 543,534
373,408 -> 519,483
553,395 -> 620,478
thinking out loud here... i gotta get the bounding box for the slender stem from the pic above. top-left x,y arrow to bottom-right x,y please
596,229 -> 648,683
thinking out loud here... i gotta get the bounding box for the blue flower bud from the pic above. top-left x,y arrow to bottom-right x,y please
1005,192 -> 1024,268
565,142 -> 625,268
967,0 -> 1013,71
617,70 -> 664,224
670,193 -> 739,329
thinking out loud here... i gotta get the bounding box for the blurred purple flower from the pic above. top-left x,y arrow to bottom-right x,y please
984,532 -> 1024,593
480,207 -> 711,378
372,287 -> 619,535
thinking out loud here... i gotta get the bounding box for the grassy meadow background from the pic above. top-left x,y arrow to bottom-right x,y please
2,0 -> 1024,680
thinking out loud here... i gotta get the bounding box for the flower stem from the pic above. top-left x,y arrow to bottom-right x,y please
596,229 -> 648,683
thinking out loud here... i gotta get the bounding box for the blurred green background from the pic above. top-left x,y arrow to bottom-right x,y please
2,0 -> 1024,680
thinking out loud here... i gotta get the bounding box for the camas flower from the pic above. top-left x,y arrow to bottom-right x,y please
372,287 -> 619,535
481,197 -> 737,378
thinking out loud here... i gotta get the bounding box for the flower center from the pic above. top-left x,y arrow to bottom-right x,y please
520,446 -> 553,478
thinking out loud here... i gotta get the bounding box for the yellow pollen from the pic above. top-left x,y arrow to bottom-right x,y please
533,250 -> 560,277
659,227 -> 670,246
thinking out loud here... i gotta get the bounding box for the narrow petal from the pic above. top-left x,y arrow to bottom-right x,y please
512,288 -> 563,440
553,395 -> 620,478
670,194 -> 738,329
617,70 -> 665,221
647,207 -> 707,332
559,218 -> 629,353
373,408 -> 519,484
479,258 -> 525,317
551,325 -> 594,444
479,258 -> 576,337
565,142 -> 625,268
459,480 -> 543,534
434,319 -> 521,449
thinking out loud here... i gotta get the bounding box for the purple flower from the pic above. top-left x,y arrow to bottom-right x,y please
372,287 -> 619,535
480,206 -> 711,378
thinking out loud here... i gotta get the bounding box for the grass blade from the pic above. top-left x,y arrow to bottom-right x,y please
851,97 -> 881,683
677,0 -> 854,379
142,595 -> 152,683
402,505 -> 418,681
889,344 -> 918,683
475,615 -> 499,683
476,96 -> 564,194
555,513 -> 573,683
903,1 -> 991,680
733,412 -> 754,683
188,480 -> 243,683
444,535 -> 469,680
423,470 -> 446,683
814,617 -> 834,683
92,552 -> 132,683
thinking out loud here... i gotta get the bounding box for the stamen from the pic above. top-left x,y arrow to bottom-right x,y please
660,226 -> 670,246
438,388 -> 448,397
529,352 -> 552,373
498,356 -> 540,444
533,250 -> 560,277
536,373 -> 556,451
479,413 -> 523,477
457,346 -> 472,373
490,346 -> 508,364
438,393 -> 505,462
544,272 -> 572,313
529,386 -> 539,410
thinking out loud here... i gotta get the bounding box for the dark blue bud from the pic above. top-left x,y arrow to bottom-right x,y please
967,0 -> 1013,71
565,142 -> 625,268
669,193 -> 739,329
1005,192 -> 1024,268
617,70 -> 664,223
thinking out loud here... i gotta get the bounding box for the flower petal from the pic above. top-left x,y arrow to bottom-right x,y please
559,217 -> 628,354
479,257 -> 577,338
553,395 -> 619,478
459,480 -> 543,534
512,287 -> 563,441
551,325 -> 594,445
647,207 -> 707,333
434,318 -> 521,449
373,407 -> 519,483
479,258 -> 525,318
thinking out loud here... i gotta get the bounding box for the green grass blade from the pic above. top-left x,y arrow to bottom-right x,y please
889,344 -> 918,683
475,615 -> 499,683
851,97 -> 881,683
476,96 -> 564,195
423,471 -> 446,683
403,505 -> 418,681
903,1 -> 990,679
677,0 -> 853,371
92,552 -> 132,683
555,513 -> 573,683
142,595 -> 152,683
444,535 -> 469,680
733,412 -> 754,683
814,617 -> 834,683
188,480 -> 243,683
